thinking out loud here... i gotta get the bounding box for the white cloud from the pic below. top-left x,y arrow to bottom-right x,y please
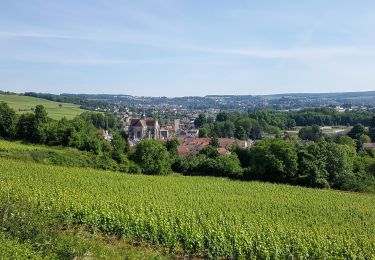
1,31 -> 375,63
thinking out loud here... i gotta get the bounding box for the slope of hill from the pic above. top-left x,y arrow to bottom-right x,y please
0,157 -> 374,258
0,94 -> 85,119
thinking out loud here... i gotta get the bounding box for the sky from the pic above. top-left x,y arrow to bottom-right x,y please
0,0 -> 375,97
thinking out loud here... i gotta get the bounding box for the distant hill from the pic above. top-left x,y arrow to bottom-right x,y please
0,94 -> 85,120
261,91 -> 375,99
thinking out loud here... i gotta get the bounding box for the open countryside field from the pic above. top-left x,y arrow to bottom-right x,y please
0,94 -> 85,119
0,158 -> 374,259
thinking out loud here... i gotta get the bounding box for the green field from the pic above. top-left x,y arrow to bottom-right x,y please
0,158 -> 374,258
0,94 -> 85,119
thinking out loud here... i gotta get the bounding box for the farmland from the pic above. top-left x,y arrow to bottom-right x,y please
0,157 -> 374,258
0,94 -> 85,119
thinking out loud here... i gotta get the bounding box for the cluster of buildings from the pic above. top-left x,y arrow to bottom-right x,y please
118,117 -> 252,156
122,117 -> 201,141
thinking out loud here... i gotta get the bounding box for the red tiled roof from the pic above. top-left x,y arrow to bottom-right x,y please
217,147 -> 230,155
177,146 -> 191,155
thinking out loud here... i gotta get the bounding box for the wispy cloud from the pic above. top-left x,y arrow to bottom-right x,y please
182,46 -> 375,59
1,31 -> 375,62
0,31 -> 153,46
4,56 -> 225,66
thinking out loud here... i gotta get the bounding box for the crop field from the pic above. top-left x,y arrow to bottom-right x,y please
0,94 -> 85,119
0,158 -> 374,258
0,139 -> 54,151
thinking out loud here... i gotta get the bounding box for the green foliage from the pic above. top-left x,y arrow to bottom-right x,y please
198,127 -> 208,137
290,107 -> 373,126
334,135 -> 356,146
110,132 -> 127,162
16,113 -> 36,141
250,125 -> 262,140
359,134 -> 371,144
348,123 -> 367,140
247,139 -> 298,182
34,104 -> 48,124
234,125 -> 247,140
78,111 -> 120,129
133,139 -> 171,175
194,114 -> 207,128
215,111 -> 228,122
209,137 -> 219,147
0,102 -> 16,138
298,124 -> 322,141
165,138 -> 179,156
199,145 -> 219,158
250,109 -> 295,129
0,158 -> 374,259
296,143 -> 330,188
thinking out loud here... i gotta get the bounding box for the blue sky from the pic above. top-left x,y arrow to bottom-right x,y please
0,0 -> 374,96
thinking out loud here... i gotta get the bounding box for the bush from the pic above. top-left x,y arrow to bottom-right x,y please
175,154 -> 243,178
247,139 -> 298,183
133,139 -> 171,175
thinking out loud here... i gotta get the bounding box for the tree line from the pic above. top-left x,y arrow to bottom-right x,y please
195,109 -> 375,140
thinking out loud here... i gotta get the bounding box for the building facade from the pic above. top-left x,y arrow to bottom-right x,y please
127,119 -> 160,140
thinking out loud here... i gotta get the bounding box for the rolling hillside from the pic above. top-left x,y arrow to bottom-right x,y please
0,94 -> 85,119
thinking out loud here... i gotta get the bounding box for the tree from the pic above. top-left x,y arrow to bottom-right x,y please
133,140 -> 171,175
322,142 -> 353,188
296,143 -> 329,188
198,127 -> 208,137
348,124 -> 366,140
298,125 -> 322,141
111,132 -> 127,163
16,113 -> 36,141
234,126 -> 247,140
222,121 -> 235,137
215,154 -> 243,178
34,105 -> 48,124
199,145 -> 219,159
334,135 -> 356,147
67,119 -> 101,154
209,137 -> 219,148
359,134 -> 371,144
231,145 -> 252,168
0,102 -> 16,138
165,138 -> 179,156
250,125 -> 262,140
216,112 -> 229,122
194,114 -> 207,128
247,139 -> 298,182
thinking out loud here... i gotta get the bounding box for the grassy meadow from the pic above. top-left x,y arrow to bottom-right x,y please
0,94 -> 85,119
0,157 -> 374,258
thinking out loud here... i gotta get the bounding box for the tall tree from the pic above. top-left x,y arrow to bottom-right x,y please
0,102 -> 16,138
194,114 -> 207,128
